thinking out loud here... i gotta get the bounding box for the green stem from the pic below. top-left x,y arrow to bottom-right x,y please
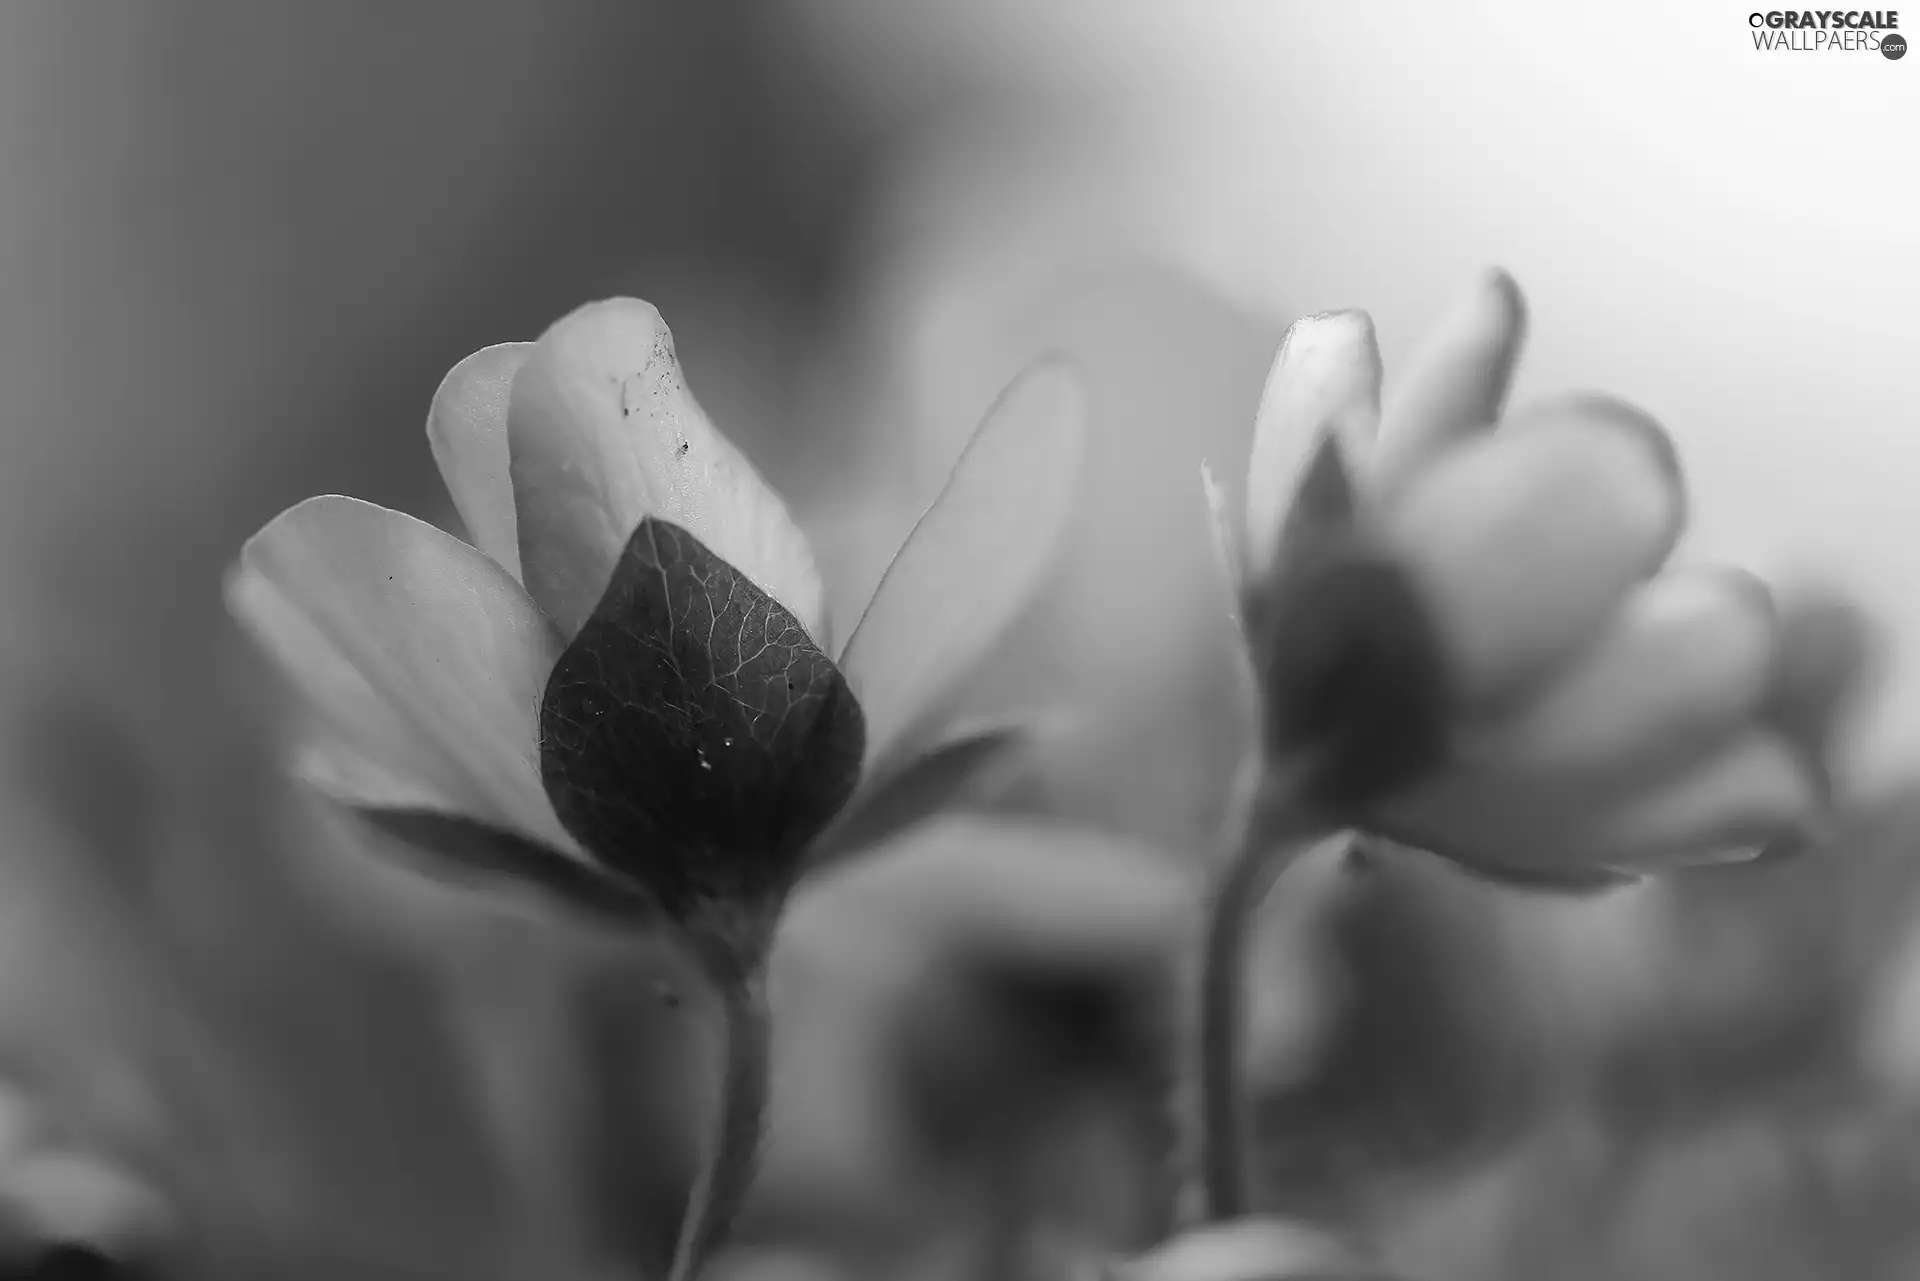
1195,763 -> 1324,1222
668,967 -> 770,1281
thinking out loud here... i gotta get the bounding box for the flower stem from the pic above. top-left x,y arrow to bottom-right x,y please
668,966 -> 770,1281
1195,761 -> 1324,1222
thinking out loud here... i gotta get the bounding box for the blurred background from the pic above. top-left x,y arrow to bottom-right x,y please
2,2 -> 1918,1278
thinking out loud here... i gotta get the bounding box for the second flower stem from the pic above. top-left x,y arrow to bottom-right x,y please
1196,761 -> 1324,1222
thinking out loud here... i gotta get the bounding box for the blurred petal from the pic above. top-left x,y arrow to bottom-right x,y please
507,299 -> 827,642
1593,730 -> 1821,872
1372,269 -> 1527,493
1113,1218 -> 1387,1281
1371,755 -> 1630,883
227,496 -> 576,852
427,342 -> 532,580
1383,394 -> 1685,703
347,806 -> 662,932
1378,729 -> 1816,878
1476,567 -> 1776,783
1243,310 -> 1380,581
839,360 -> 1088,768
808,714 -> 1057,872
1767,581 -> 1877,751
1200,461 -> 1244,615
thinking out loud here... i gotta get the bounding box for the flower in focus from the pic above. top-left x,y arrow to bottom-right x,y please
1208,270 -> 1871,889
228,297 -> 1084,960
224,298 -> 1085,1276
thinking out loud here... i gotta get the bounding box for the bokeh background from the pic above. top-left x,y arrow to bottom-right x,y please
2,3 -> 1918,1279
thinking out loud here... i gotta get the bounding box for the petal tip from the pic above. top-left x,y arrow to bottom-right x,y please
550,294 -> 670,333
1278,308 -> 1381,368
431,341 -> 533,405
1003,353 -> 1091,429
971,353 -> 1092,491
1567,392 -> 1681,475
529,296 -> 679,373
1513,391 -> 1690,562
1460,267 -> 1529,361
1481,264 -> 1527,321
235,494 -> 373,562
1707,562 -> 1778,621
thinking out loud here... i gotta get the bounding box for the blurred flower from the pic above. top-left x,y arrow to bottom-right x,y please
227,298 -> 1086,958
1210,270 -> 1870,888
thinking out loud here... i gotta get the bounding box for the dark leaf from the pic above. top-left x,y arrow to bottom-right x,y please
1280,430 -> 1360,546
348,805 -> 666,929
540,518 -> 865,931
1251,511 -> 1450,816
805,719 -> 1043,872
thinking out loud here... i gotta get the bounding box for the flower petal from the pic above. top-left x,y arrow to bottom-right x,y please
427,343 -> 532,580
346,806 -> 663,932
1766,581 -> 1877,753
1381,394 -> 1686,705
1586,730 -> 1822,872
506,299 -> 827,643
838,360 -> 1088,770
1471,567 -> 1776,784
1375,728 -> 1817,879
1200,460 -> 1245,615
806,714 -> 1060,872
1243,310 -> 1381,581
1372,268 -> 1528,494
226,496 -> 574,851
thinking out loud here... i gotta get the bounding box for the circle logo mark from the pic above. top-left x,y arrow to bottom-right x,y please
1886,33 -> 1909,58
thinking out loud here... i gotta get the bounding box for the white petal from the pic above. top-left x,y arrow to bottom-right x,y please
1373,268 -> 1528,494
1591,730 -> 1822,872
427,343 -> 532,580
1767,581 -> 1877,752
1376,728 -> 1818,879
1382,395 -> 1686,704
839,360 -> 1088,770
506,299 -> 827,642
226,496 -> 576,853
1474,567 -> 1776,783
1243,310 -> 1380,581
